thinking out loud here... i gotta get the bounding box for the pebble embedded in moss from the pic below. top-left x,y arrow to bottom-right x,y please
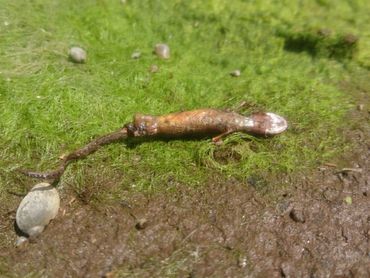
154,43 -> 170,59
69,47 -> 87,63
230,70 -> 241,77
131,51 -> 141,59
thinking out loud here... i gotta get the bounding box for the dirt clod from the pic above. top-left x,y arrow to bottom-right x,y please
289,208 -> 305,223
135,218 -> 148,230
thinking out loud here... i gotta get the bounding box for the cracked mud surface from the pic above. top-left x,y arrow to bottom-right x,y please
1,106 -> 369,277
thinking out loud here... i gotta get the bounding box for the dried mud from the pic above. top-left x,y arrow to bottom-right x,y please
1,106 -> 369,277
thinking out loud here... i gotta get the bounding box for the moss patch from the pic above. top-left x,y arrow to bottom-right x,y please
0,0 -> 369,202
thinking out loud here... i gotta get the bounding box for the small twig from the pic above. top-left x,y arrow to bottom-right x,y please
336,168 -> 363,174
18,128 -> 128,182
323,162 -> 337,168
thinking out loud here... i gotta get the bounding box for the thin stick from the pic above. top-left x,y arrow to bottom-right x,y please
19,128 -> 128,182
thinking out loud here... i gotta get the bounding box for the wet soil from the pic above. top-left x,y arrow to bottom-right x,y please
0,104 -> 369,277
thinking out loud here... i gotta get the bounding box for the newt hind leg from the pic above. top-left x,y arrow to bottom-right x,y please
212,129 -> 236,144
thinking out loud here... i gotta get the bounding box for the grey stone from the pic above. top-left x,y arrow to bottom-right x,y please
69,47 -> 87,63
16,183 -> 60,237
154,43 -> 170,59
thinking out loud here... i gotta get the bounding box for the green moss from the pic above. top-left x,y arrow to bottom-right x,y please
0,0 -> 369,202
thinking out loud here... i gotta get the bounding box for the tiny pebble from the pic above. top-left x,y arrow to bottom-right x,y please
69,47 -> 87,63
344,196 -> 352,205
238,256 -> 248,268
15,236 -> 28,247
16,182 -> 60,237
135,218 -> 148,230
230,70 -> 241,77
357,104 -> 364,111
289,208 -> 305,223
131,51 -> 141,59
149,64 -> 159,73
132,154 -> 142,163
154,43 -> 170,59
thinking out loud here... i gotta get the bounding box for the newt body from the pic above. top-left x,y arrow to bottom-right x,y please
20,108 -> 287,181
126,109 -> 287,141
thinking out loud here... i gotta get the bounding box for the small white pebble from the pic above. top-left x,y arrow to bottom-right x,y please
69,47 -> 87,63
15,236 -> 28,247
154,43 -> 170,59
36,95 -> 42,99
131,51 -> 141,59
230,70 -> 241,77
238,256 -> 248,268
4,21 -> 9,26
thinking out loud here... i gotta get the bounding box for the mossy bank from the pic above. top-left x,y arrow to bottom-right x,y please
0,0 -> 369,203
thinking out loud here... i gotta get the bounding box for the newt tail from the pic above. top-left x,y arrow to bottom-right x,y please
19,128 -> 128,181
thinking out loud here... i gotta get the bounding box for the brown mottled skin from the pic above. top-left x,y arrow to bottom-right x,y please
126,109 -> 276,140
20,109 -> 286,181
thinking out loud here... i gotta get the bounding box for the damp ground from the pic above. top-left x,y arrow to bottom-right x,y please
1,1 -> 370,277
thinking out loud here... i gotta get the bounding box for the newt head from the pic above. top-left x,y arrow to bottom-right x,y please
246,112 -> 288,136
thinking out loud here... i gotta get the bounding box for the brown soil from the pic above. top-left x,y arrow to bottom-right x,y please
0,103 -> 369,277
